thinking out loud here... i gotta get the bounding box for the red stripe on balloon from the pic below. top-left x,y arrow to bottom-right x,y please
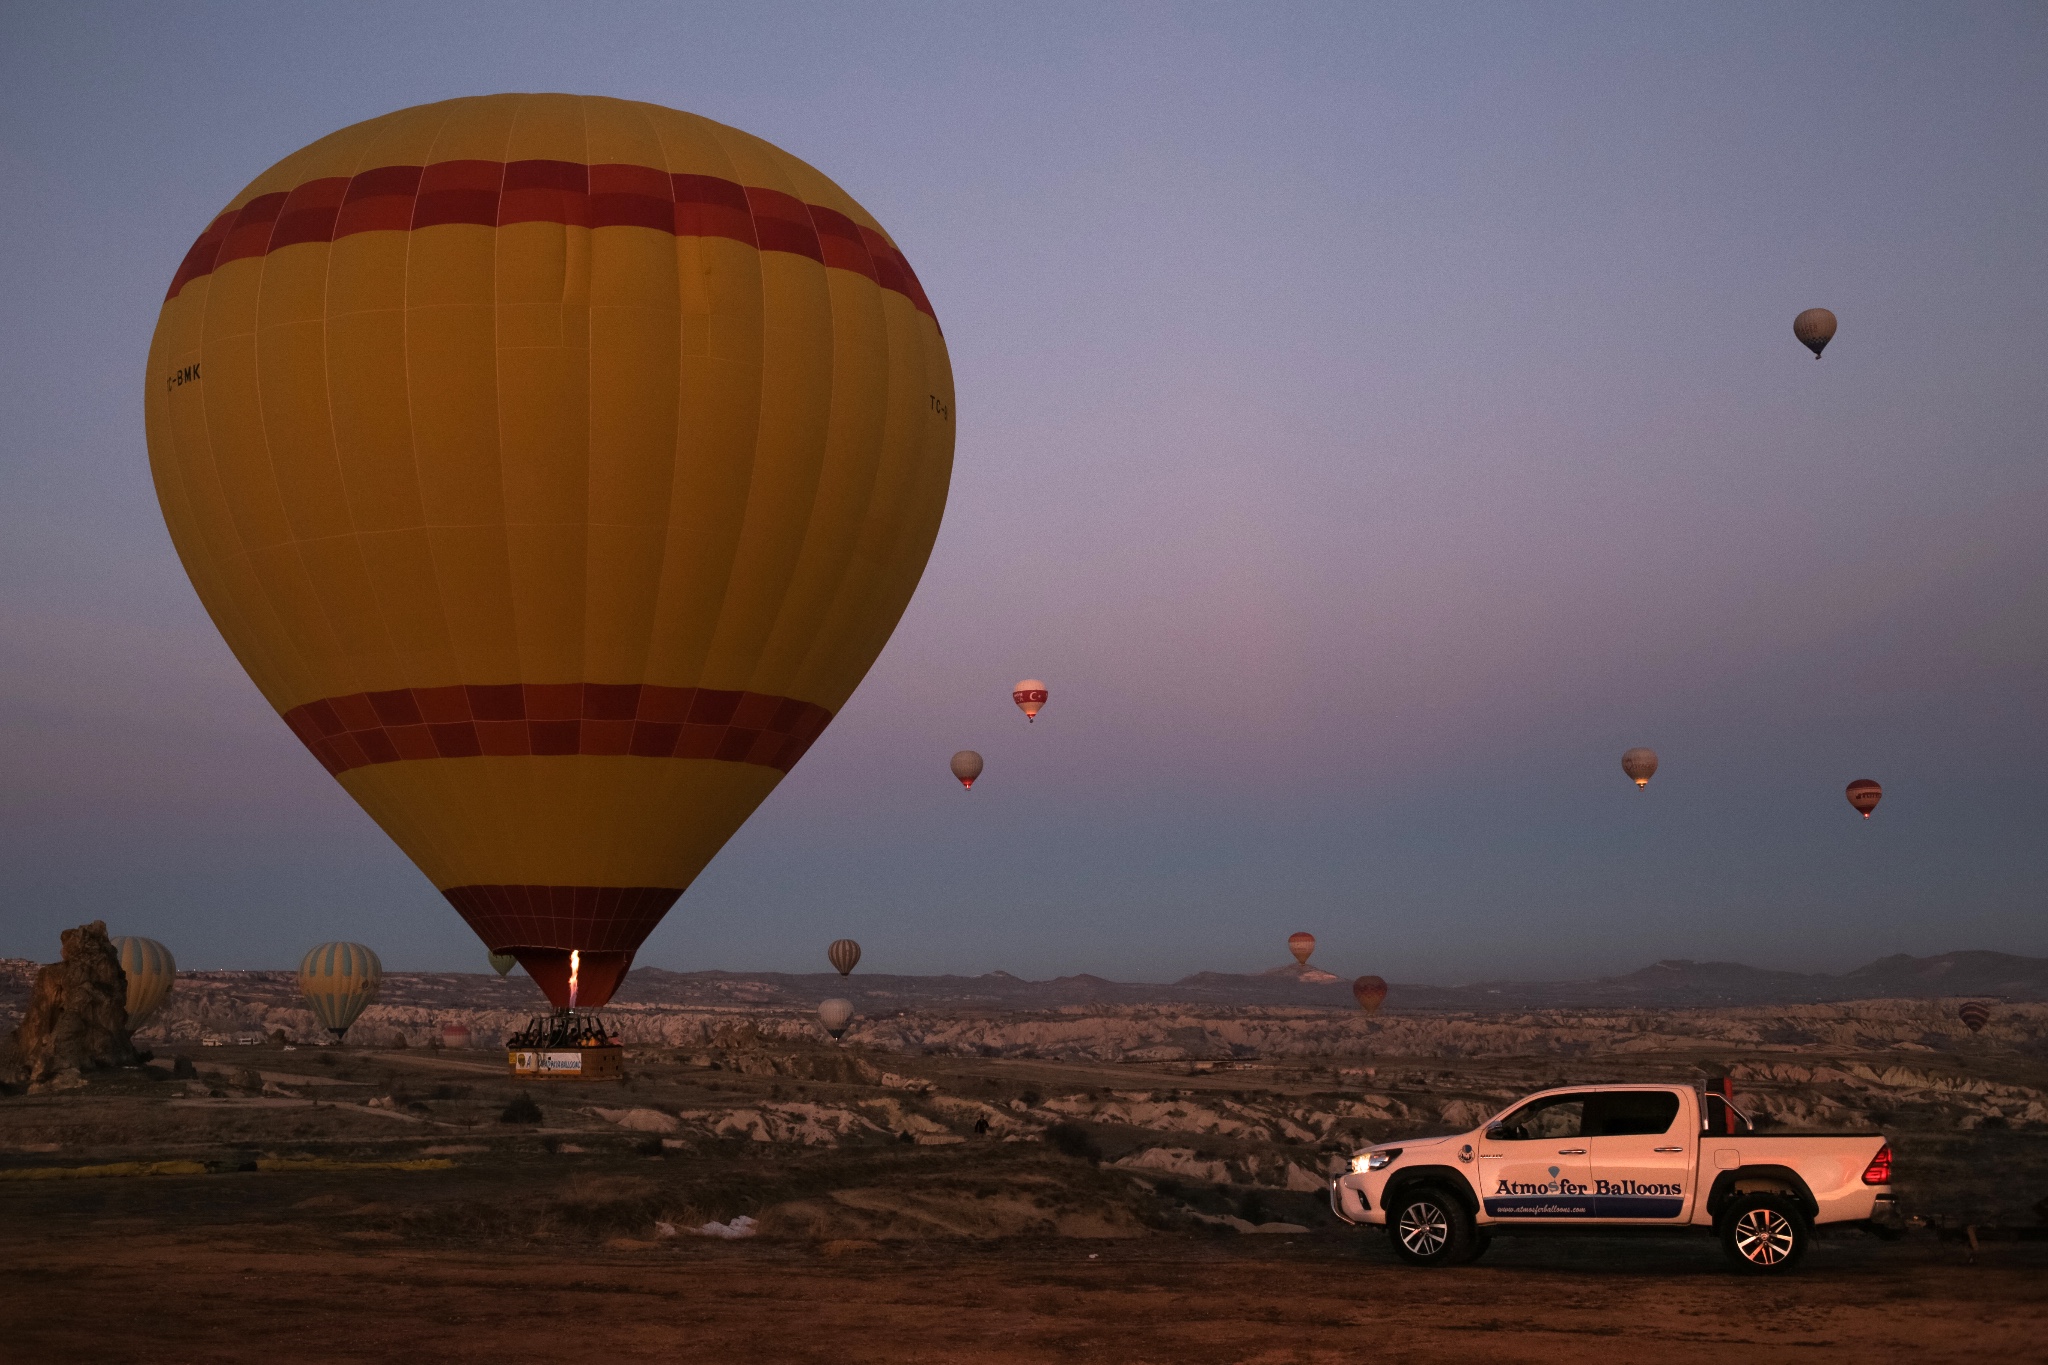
442,885 -> 682,955
163,159 -> 938,323
281,684 -> 833,778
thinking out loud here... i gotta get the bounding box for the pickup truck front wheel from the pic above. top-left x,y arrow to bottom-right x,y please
1387,1187 -> 1476,1267
1718,1193 -> 1810,1274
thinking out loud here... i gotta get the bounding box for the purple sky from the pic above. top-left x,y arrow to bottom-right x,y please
2,3 -> 2043,982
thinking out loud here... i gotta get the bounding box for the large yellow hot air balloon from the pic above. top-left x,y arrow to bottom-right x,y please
144,96 -> 954,1010
112,936 -> 177,1029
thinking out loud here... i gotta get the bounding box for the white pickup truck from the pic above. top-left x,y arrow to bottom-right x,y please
1331,1083 -> 1896,1273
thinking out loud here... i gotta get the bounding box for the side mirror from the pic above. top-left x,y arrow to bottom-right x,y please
1485,1123 -> 1507,1141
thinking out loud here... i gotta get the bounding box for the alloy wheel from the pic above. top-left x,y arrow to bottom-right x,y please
1398,1200 -> 1450,1257
1733,1207 -> 1795,1266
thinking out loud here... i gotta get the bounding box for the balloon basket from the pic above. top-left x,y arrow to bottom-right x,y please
505,1009 -> 623,1081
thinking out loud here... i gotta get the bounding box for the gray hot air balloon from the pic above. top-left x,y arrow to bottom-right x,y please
113,936 -> 177,1029
299,942 -> 382,1041
1793,308 -> 1837,358
950,750 -> 984,790
828,939 -> 862,976
818,998 -> 855,1040
1622,747 -> 1659,789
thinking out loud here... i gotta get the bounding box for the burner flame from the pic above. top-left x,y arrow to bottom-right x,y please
568,949 -> 580,1009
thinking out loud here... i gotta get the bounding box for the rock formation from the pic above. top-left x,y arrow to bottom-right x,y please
0,921 -> 138,1088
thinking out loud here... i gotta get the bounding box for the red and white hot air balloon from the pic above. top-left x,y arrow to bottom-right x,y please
1012,680 -> 1048,722
1288,932 -> 1315,966
1846,779 -> 1882,819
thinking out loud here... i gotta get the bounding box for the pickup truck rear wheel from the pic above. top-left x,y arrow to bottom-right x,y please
1719,1193 -> 1810,1274
1387,1187 -> 1476,1267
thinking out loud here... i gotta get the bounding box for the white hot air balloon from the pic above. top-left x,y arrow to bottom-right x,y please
1012,680 -> 1048,722
818,998 -> 855,1040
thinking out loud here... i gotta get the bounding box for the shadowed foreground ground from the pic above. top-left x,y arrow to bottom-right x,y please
4,1221 -> 2041,1364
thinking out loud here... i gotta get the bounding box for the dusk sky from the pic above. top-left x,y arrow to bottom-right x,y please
3,3 -> 2043,984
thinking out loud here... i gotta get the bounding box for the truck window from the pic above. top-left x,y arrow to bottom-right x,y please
1490,1095 -> 1584,1141
1703,1094 -> 1754,1136
1581,1091 -> 1681,1137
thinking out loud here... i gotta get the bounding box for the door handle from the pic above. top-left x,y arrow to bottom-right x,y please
1557,1148 -> 1586,1155
1654,1146 -> 1685,1153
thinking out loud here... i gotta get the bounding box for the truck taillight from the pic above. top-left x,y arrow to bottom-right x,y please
1861,1144 -> 1892,1185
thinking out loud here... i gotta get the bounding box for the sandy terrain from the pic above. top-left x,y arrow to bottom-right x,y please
3,1003 -> 2043,1360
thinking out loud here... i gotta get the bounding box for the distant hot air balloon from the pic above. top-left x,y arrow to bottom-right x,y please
144,95 -> 954,1014
441,1022 -> 473,1049
487,951 -> 518,977
1012,680 -> 1048,722
950,750 -> 984,791
1621,747 -> 1658,789
299,942 -> 383,1041
1352,975 -> 1388,1015
1958,1001 -> 1991,1034
828,939 -> 862,977
1846,779 -> 1883,818
1288,932 -> 1316,966
819,998 -> 855,1040
1793,308 -> 1838,358
112,936 -> 177,1030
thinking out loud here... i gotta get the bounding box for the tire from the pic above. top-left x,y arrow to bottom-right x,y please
1387,1186 -> 1476,1267
1719,1193 -> 1810,1274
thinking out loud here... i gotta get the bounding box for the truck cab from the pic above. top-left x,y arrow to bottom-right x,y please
1331,1083 -> 1895,1272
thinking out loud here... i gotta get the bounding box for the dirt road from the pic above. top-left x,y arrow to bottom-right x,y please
5,1222 -> 2040,1364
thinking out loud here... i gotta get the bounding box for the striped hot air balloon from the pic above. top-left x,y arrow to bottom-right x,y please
299,942 -> 383,1040
144,96 -> 953,1011
112,936 -> 177,1029
1959,1001 -> 1991,1034
828,939 -> 861,976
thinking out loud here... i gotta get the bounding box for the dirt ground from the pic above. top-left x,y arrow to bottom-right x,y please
3,1030 -> 2044,1361
3,1215 -> 2042,1364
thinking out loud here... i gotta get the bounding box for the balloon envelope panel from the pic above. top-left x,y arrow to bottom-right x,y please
144,96 -> 954,1007
113,937 -> 177,1028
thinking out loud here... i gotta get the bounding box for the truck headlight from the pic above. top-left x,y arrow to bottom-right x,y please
1350,1148 -> 1400,1173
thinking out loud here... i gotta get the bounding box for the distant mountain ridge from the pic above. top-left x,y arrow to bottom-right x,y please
1,950 -> 2041,1019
